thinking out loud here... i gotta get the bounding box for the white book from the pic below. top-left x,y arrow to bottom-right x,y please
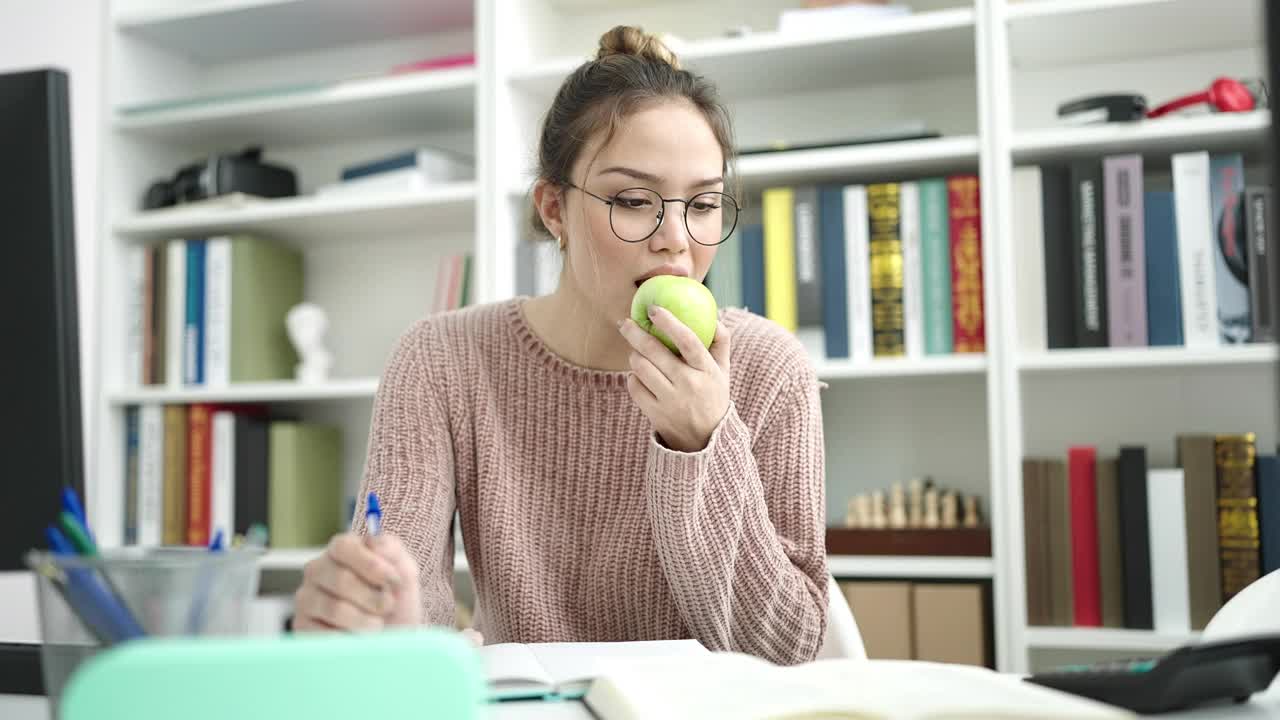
1148,468 -> 1192,635
315,167 -> 431,197
203,236 -> 232,386
900,182 -> 924,359
844,185 -> 872,363
1012,167 -> 1048,353
482,639 -> 706,702
165,240 -> 186,389
211,410 -> 236,544
124,246 -> 146,386
1172,152 -> 1221,347
136,404 -> 165,547
585,655 -> 1129,720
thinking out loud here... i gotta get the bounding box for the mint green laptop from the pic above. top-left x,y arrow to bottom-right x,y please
60,628 -> 484,720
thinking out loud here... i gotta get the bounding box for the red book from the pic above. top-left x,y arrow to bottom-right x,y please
186,403 -> 214,546
1069,445 -> 1102,626
947,175 -> 985,352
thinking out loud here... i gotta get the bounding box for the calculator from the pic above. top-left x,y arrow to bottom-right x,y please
1025,633 -> 1280,714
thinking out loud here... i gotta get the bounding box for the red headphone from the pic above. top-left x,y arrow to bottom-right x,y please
1146,77 -> 1269,118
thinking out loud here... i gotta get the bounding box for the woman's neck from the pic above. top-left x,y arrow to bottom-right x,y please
523,284 -> 632,372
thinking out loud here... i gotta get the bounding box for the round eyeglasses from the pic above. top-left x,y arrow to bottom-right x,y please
565,183 -> 740,246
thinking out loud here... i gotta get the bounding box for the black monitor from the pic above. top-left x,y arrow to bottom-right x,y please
0,67 -> 84,695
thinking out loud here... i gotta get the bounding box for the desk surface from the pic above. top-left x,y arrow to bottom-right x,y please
3,692 -> 1276,719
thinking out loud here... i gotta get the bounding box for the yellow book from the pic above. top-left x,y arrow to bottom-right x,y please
762,187 -> 798,332
868,183 -> 904,357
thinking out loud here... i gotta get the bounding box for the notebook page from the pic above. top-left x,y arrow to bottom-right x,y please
530,639 -> 708,690
479,643 -> 554,698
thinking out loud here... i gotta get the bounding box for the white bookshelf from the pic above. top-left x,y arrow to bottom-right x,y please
82,0 -> 1277,677
1023,628 -> 1200,653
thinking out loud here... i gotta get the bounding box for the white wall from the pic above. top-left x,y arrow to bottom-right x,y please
0,0 -> 104,643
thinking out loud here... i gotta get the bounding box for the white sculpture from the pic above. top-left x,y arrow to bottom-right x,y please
286,302 -> 333,383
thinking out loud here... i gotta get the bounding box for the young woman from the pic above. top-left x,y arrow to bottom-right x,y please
292,25 -> 828,665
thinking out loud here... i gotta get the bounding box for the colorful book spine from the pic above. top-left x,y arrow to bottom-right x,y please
1041,166 -> 1076,349
868,183 -> 904,357
948,175 -> 984,352
1216,433 -> 1260,603
1094,457 -> 1125,628
793,186 -> 825,356
203,237 -> 231,387
919,178 -> 952,355
165,240 -> 186,388
818,186 -> 849,359
762,188 -> 798,332
1172,152 -> 1220,347
900,182 -> 924,358
1068,446 -> 1102,627
1070,160 -> 1108,347
740,224 -> 766,316
844,186 -> 872,362
184,239 -> 207,385
1147,468 -> 1192,634
1117,446 -> 1153,629
1245,187 -> 1275,342
1144,191 -> 1184,347
186,403 -> 213,546
1259,455 -> 1280,576
1176,434 -> 1225,630
141,248 -> 157,385
1103,155 -> 1147,346
1209,153 -> 1251,343
123,406 -> 139,545
137,404 -> 164,547
162,404 -> 188,546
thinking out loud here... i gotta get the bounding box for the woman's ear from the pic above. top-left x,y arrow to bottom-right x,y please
533,179 -> 566,242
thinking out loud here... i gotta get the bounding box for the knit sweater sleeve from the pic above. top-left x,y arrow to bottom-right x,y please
644,364 -> 828,665
350,322 -> 458,627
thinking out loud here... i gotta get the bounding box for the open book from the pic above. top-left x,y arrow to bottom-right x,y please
585,654 -> 1135,720
480,639 -> 707,702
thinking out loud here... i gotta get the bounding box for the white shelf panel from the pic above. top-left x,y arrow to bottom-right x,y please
107,378 -> 380,405
1018,344 -> 1277,372
114,183 -> 476,243
114,0 -> 473,64
1024,627 -> 1200,652
828,554 -> 995,579
509,9 -> 976,100
259,548 -> 469,572
115,68 -> 476,146
736,136 -> 980,187
816,354 -> 987,380
1007,0 -> 1263,69
1013,112 -> 1271,164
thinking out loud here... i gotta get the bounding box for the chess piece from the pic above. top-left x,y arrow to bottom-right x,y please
963,494 -> 982,528
907,477 -> 924,528
870,490 -> 887,529
846,496 -> 860,528
888,482 -> 907,529
287,303 -> 333,383
923,488 -> 940,529
940,491 -> 958,529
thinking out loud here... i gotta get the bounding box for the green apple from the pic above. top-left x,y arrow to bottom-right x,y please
630,275 -> 718,353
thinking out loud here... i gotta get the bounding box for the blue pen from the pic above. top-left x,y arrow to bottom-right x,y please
366,492 -> 382,536
186,529 -> 225,633
45,526 -> 146,643
61,486 -> 92,540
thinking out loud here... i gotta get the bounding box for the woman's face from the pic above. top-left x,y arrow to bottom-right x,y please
554,99 -> 726,322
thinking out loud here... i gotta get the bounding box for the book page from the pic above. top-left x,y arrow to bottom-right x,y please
586,655 -> 1133,720
479,643 -> 553,699
530,640 -> 709,693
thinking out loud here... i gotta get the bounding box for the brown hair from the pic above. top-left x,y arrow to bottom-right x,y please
529,25 -> 738,238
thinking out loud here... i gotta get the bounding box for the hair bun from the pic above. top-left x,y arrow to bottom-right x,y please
596,25 -> 681,70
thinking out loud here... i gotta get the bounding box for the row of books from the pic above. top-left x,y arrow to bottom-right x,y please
316,145 -> 474,198
432,252 -> 475,314
126,235 -> 303,387
123,404 -> 343,549
840,580 -> 988,668
1022,435 -> 1278,634
1014,151 -> 1277,351
705,175 -> 985,361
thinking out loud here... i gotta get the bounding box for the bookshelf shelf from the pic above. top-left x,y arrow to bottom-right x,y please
113,183 -> 477,243
827,554 -> 995,580
815,355 -> 987,380
736,136 -> 980,188
106,378 -> 380,405
1011,112 -> 1271,164
114,68 -> 477,146
114,0 -> 474,64
1006,0 -> 1261,69
1024,627 -> 1200,652
508,8 -> 976,100
1017,345 -> 1278,372
259,548 -> 469,572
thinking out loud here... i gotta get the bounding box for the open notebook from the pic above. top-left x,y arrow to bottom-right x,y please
480,639 -> 707,701
584,654 -> 1136,720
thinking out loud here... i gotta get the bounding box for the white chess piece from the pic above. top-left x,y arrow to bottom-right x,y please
888,482 -> 907,529
846,497 -> 860,528
923,488 -> 940,529
870,490 -> 887,529
855,494 -> 872,528
908,478 -> 924,529
286,303 -> 333,383
940,492 -> 958,529
963,495 -> 982,528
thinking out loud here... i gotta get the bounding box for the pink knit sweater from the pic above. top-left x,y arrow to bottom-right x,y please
351,298 -> 828,665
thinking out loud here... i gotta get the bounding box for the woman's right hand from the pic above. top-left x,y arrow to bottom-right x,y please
293,532 -> 420,631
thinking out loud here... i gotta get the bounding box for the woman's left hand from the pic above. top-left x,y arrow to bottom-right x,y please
619,306 -> 732,453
